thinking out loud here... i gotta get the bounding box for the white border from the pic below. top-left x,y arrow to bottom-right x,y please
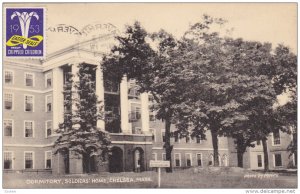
24,94 -> 34,112
24,120 -> 35,138
24,151 -> 35,169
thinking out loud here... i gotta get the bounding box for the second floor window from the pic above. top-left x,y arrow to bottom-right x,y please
25,121 -> 33,138
46,121 -> 52,137
4,119 -> 13,137
45,73 -> 52,88
5,70 -> 13,84
25,95 -> 33,112
162,132 -> 166,142
273,129 -> 281,145
46,95 -> 52,112
4,93 -> 13,110
25,73 -> 34,87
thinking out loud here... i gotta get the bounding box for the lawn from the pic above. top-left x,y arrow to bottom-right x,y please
2,168 -> 297,189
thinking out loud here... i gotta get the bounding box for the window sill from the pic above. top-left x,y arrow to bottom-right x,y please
272,144 -> 281,147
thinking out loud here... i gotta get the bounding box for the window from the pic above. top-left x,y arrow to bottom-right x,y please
196,154 -> 202,166
5,70 -> 13,84
45,151 -> 52,169
46,121 -> 52,137
46,95 -> 52,112
274,154 -> 282,167
162,153 -> 166,161
257,140 -> 261,146
4,152 -> 13,169
149,111 -> 156,121
196,136 -> 201,144
4,93 -> 13,110
174,153 -> 181,167
104,79 -> 119,93
4,119 -> 13,137
257,155 -> 263,167
24,121 -> 34,138
221,154 -> 228,167
133,127 -> 142,134
162,132 -> 166,142
151,153 -> 157,161
174,133 -> 179,143
128,81 -> 140,99
25,95 -> 34,112
129,104 -> 141,122
45,72 -> 52,88
186,153 -> 192,167
209,154 -> 214,166
150,128 -> 156,142
24,152 -> 34,169
25,73 -> 34,87
273,129 -> 281,145
186,135 -> 191,143
135,107 -> 141,120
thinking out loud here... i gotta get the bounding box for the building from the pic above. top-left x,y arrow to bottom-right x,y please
3,33 -> 296,175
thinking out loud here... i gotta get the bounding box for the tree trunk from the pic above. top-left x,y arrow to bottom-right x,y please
211,129 -> 219,166
262,137 -> 269,171
164,117 -> 173,173
237,152 -> 244,168
236,137 -> 245,168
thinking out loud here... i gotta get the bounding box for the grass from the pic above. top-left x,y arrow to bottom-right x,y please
3,168 -> 297,189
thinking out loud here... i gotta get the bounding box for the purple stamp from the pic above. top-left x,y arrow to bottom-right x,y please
5,8 -> 45,57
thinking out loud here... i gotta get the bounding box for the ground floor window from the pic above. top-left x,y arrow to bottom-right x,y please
174,153 -> 181,167
151,153 -> 157,161
274,154 -> 282,167
4,152 -> 13,169
208,154 -> 214,166
257,154 -> 263,167
196,154 -> 202,166
221,154 -> 228,167
25,152 -> 34,169
45,151 -> 52,169
162,153 -> 166,161
186,153 -> 192,167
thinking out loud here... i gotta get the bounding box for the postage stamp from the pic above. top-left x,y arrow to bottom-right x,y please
5,7 -> 45,58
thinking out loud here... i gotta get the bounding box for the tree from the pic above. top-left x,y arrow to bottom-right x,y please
54,63 -> 111,173
171,16 -> 232,166
174,25 -> 279,169
102,22 -> 189,172
272,45 -> 297,165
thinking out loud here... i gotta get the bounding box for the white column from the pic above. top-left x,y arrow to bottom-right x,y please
141,92 -> 150,134
52,67 -> 64,131
96,65 -> 105,130
72,64 -> 79,112
120,75 -> 130,134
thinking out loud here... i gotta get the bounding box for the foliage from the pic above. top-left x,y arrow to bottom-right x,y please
54,64 -> 111,168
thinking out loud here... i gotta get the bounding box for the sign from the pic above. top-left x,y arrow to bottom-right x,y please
149,160 -> 170,168
150,160 -> 170,188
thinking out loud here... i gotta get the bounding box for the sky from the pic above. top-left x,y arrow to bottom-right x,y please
40,3 -> 297,54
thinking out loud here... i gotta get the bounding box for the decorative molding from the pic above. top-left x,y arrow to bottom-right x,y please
111,141 -> 152,145
4,143 -> 54,148
4,86 -> 53,94
152,147 -> 229,151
